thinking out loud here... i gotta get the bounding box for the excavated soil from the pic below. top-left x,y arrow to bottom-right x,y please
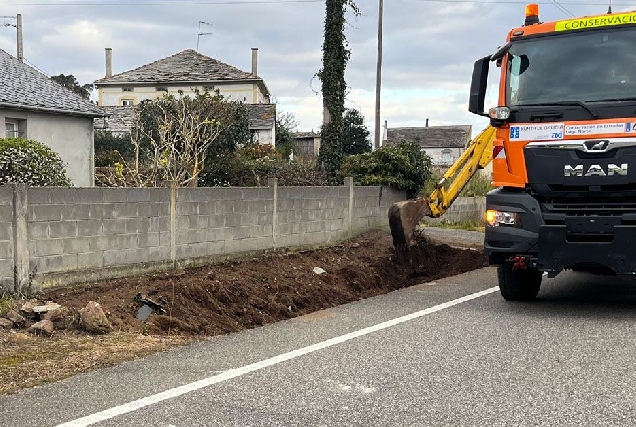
0,230 -> 487,394
41,230 -> 488,336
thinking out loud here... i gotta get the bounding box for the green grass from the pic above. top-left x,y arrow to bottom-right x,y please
422,220 -> 485,232
0,295 -> 17,316
421,167 -> 492,198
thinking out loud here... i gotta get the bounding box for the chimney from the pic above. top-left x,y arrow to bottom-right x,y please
425,118 -> 429,127
251,47 -> 258,76
105,48 -> 113,78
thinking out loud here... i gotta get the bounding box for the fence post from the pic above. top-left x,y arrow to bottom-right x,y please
268,178 -> 278,248
12,183 -> 29,294
163,181 -> 177,267
344,177 -> 354,237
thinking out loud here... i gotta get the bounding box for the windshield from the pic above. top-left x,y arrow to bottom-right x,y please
506,27 -> 636,106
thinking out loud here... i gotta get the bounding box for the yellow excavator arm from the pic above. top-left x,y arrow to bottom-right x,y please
388,125 -> 497,247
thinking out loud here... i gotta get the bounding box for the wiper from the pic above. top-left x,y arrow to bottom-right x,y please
589,97 -> 636,103
513,101 -> 598,118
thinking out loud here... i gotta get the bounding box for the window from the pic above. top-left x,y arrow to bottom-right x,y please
5,119 -> 25,138
121,99 -> 134,106
156,87 -> 168,92
122,87 -> 134,92
442,150 -> 452,164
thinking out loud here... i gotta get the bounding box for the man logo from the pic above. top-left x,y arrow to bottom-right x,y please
564,163 -> 628,177
584,140 -> 609,151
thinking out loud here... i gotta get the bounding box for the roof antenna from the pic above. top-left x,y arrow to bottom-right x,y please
608,0 -> 612,14
197,21 -> 213,51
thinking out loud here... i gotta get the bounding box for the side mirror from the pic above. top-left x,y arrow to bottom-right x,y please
468,55 -> 490,117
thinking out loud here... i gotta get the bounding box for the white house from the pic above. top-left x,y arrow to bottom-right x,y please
0,49 -> 104,187
93,48 -> 275,145
383,123 -> 472,167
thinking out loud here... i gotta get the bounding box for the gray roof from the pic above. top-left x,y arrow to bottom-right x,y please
93,103 -> 275,132
93,106 -> 136,133
248,104 -> 275,129
385,125 -> 472,148
293,131 -> 320,139
0,49 -> 104,117
94,49 -> 258,85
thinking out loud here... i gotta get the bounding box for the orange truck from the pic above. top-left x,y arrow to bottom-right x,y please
469,5 -> 636,299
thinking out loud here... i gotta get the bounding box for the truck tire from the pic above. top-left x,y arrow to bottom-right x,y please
497,263 -> 542,301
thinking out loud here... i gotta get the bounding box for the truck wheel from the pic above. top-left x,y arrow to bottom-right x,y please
497,263 -> 542,301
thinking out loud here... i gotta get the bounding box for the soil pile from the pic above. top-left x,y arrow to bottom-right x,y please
39,230 -> 488,336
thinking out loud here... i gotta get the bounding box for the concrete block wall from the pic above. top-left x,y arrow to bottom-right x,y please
0,186 -> 14,291
26,187 -> 171,288
276,186 -> 350,248
0,181 -> 406,291
175,187 -> 274,260
422,196 -> 486,224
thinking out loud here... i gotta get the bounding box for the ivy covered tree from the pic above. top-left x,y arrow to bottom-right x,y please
0,138 -> 72,186
318,0 -> 360,175
340,140 -> 432,198
342,108 -> 371,155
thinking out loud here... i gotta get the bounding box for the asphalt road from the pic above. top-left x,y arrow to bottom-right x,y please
3,266 -> 636,426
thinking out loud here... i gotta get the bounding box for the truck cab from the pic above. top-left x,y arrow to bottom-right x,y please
469,6 -> 636,300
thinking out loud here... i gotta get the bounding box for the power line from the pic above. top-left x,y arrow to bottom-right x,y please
2,0 -> 323,4
548,0 -> 576,16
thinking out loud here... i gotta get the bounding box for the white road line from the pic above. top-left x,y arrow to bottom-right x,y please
56,286 -> 499,427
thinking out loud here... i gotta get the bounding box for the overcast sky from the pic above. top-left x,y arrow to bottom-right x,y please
0,0 -> 617,139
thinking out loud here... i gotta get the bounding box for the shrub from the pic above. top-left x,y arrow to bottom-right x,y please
0,138 -> 72,186
339,140 -> 432,198
94,131 -> 134,167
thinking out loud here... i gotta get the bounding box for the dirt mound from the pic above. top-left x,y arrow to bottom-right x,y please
39,231 -> 487,336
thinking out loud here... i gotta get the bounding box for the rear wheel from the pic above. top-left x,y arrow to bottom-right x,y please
497,263 -> 542,301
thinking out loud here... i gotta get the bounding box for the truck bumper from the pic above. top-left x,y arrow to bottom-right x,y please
484,189 -> 636,277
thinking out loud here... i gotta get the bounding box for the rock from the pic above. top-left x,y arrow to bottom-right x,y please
79,301 -> 112,334
33,303 -> 62,314
6,310 -> 25,326
42,307 -> 71,329
28,320 -> 54,336
20,300 -> 39,314
313,267 -> 327,275
0,318 -> 14,329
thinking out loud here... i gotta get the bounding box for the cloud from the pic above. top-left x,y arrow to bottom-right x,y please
0,0 -> 601,140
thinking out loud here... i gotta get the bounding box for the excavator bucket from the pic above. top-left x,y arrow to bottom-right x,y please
388,198 -> 432,248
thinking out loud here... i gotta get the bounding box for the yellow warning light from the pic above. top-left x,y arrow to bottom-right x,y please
525,3 -> 539,17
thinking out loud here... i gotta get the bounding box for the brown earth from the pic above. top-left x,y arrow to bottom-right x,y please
0,230 -> 488,394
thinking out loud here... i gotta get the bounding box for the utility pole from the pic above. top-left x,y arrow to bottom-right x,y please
16,14 -> 23,62
2,14 -> 22,61
374,0 -> 384,150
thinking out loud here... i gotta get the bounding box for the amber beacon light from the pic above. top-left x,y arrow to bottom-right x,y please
524,3 -> 540,25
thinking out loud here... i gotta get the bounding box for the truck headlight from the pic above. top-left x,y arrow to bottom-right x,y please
486,210 -> 520,227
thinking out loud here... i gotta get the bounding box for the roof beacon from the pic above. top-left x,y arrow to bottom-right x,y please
524,3 -> 540,26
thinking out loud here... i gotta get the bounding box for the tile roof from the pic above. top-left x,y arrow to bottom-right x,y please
93,103 -> 276,132
0,49 -> 104,117
93,106 -> 136,133
385,125 -> 472,148
94,49 -> 258,85
247,104 -> 275,129
293,131 -> 320,139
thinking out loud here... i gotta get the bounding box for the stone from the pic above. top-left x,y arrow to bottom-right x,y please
313,267 -> 327,275
79,301 -> 112,334
0,318 -> 14,329
6,310 -> 25,325
33,303 -> 62,314
29,320 -> 54,336
20,300 -> 39,314
42,307 -> 71,329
